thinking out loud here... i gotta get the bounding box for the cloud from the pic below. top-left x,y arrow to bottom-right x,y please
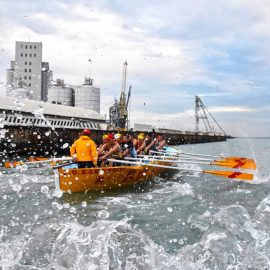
207,106 -> 255,113
1,0 -> 270,136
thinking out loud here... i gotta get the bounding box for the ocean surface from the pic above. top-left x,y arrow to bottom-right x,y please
0,138 -> 270,269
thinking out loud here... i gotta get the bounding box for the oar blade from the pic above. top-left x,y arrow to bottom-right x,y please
223,157 -> 255,164
203,170 -> 253,181
4,161 -> 24,168
213,161 -> 257,170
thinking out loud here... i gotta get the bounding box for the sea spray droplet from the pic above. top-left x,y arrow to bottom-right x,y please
32,106 -> 45,119
69,207 -> 76,213
63,203 -> 70,209
62,143 -> 69,149
97,210 -> 110,219
82,201 -> 87,207
53,189 -> 63,198
41,185 -> 49,194
11,184 -> 22,192
167,207 -> 173,213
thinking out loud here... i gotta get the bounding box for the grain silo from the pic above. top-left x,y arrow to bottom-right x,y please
74,77 -> 100,113
47,79 -> 73,106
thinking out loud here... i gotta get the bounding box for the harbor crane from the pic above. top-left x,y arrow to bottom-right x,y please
109,61 -> 131,130
195,96 -> 226,136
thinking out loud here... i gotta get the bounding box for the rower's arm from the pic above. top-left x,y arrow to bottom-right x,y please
145,140 -> 156,153
137,142 -> 146,153
157,140 -> 166,150
101,144 -> 119,160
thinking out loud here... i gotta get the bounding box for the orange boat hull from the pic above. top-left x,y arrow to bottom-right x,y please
57,165 -> 169,193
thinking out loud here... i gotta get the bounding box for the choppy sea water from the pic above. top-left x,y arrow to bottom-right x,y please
0,138 -> 270,269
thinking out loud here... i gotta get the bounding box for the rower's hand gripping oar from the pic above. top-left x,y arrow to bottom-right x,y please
108,159 -> 254,181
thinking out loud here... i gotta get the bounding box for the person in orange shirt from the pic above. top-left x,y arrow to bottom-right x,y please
70,129 -> 98,168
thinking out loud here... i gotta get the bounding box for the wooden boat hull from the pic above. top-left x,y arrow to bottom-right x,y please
57,164 -> 169,193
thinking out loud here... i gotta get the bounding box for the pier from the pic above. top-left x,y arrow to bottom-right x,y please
0,126 -> 226,158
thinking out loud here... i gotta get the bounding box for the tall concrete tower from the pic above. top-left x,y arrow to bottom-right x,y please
6,41 -> 51,101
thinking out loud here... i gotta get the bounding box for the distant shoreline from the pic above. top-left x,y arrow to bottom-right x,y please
234,137 -> 270,139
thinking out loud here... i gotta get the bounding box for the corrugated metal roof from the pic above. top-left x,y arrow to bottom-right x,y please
0,96 -> 104,120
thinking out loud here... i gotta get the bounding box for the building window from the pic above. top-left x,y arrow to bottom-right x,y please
25,62 -> 27,65
29,76 -> 31,80
29,62 -> 32,65
25,53 -> 27,57
21,53 -> 23,57
34,45 -> 36,49
21,45 -> 23,48
25,69 -> 27,72
34,53 -> 36,57
29,83 -> 31,87
29,69 -> 31,72
29,53 -> 32,57
26,45 -> 28,49
24,76 -> 27,80
30,45 -> 32,49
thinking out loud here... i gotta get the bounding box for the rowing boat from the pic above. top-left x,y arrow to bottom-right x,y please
55,161 -> 173,193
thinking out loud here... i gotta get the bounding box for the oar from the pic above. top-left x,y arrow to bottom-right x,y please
154,150 -> 255,163
150,151 -> 256,166
124,157 -> 256,170
107,159 -> 253,181
4,157 -> 73,168
52,161 -> 77,169
138,154 -> 256,170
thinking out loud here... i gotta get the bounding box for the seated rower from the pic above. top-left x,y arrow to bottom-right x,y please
155,134 -> 167,151
70,129 -> 98,168
134,133 -> 146,155
120,134 -> 137,158
99,133 -> 121,166
144,133 -> 157,154
98,134 -> 109,157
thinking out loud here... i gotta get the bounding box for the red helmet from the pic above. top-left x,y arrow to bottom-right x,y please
107,133 -> 114,140
82,129 -> 91,135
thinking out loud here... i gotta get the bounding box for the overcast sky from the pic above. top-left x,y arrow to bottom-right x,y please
1,0 -> 270,136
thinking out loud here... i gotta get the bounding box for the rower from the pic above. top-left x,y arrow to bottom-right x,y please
120,134 -> 137,158
156,134 -> 167,151
99,133 -> 121,166
98,134 -> 109,157
70,129 -> 98,168
144,133 -> 157,154
134,133 -> 146,155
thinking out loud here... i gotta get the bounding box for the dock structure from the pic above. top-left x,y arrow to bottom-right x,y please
0,96 -> 226,158
0,126 -> 226,158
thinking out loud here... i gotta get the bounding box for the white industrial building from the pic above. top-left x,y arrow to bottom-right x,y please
47,79 -> 74,106
6,41 -> 52,102
5,41 -> 101,116
74,77 -> 100,114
